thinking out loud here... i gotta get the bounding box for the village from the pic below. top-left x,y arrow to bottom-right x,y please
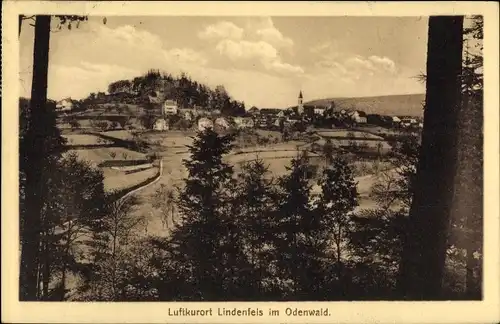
55,89 -> 423,134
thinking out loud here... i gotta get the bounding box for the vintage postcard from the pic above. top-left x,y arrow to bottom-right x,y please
2,1 -> 499,323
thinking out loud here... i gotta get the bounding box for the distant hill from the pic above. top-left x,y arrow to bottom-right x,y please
305,93 -> 425,117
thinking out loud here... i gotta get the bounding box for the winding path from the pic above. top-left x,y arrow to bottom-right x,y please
55,159 -> 164,234
116,159 -> 163,207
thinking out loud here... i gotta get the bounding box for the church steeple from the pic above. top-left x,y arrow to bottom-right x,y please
298,90 -> 304,114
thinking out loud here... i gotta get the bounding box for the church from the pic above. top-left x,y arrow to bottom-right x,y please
297,90 -> 304,115
295,90 -> 330,117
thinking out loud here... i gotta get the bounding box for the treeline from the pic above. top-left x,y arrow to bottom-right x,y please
69,126 -> 479,301
68,128 -> 414,301
19,98 -> 109,300
101,70 -> 246,116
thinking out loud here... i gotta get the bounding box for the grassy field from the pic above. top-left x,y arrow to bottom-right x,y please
107,130 -> 402,240
63,134 -> 112,146
102,166 -> 159,192
58,125 -> 402,239
58,119 -> 94,130
100,130 -> 135,141
305,93 -> 425,117
143,131 -> 196,148
66,147 -> 147,164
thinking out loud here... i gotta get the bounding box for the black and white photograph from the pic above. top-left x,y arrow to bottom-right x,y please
3,1 -> 499,323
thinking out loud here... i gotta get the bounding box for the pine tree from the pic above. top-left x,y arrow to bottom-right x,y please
158,128 -> 250,300
316,156 -> 359,298
273,151 -> 319,300
234,158 -> 279,299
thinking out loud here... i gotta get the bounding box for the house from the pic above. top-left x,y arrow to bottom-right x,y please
153,118 -> 169,131
347,110 -> 367,124
392,116 -> 402,124
163,99 -> 178,115
314,106 -> 327,116
356,111 -> 367,124
234,117 -> 255,129
56,98 -> 74,111
215,117 -> 231,130
400,117 -> 418,128
198,117 -> 214,131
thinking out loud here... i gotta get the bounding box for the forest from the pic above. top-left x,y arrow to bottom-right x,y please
18,15 -> 483,301
87,69 -> 247,117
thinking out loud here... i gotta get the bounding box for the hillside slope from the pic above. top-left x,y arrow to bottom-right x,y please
306,93 -> 425,117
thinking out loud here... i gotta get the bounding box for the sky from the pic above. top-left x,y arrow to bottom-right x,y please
19,16 -> 429,108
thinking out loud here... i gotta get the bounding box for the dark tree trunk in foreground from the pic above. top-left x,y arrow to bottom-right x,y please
19,15 -> 51,301
454,42 -> 483,300
398,16 -> 464,300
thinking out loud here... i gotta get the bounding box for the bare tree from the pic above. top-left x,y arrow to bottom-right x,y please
152,184 -> 177,230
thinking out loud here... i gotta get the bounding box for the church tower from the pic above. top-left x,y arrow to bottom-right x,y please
298,90 -> 304,114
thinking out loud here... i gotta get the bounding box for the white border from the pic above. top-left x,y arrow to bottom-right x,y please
2,1 -> 499,323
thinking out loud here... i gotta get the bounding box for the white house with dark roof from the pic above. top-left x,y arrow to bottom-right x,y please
163,99 -> 178,115
56,98 -> 74,111
314,106 -> 327,116
348,110 -> 367,124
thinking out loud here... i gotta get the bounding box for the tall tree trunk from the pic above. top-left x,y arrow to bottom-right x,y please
453,60 -> 483,299
19,15 -> 51,301
397,16 -> 464,300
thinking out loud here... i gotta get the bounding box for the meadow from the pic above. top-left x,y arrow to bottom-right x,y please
57,114 -> 401,240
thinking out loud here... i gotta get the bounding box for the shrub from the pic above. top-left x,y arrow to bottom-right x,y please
96,121 -> 109,132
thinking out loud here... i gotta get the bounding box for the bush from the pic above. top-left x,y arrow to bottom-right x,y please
96,121 -> 109,132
